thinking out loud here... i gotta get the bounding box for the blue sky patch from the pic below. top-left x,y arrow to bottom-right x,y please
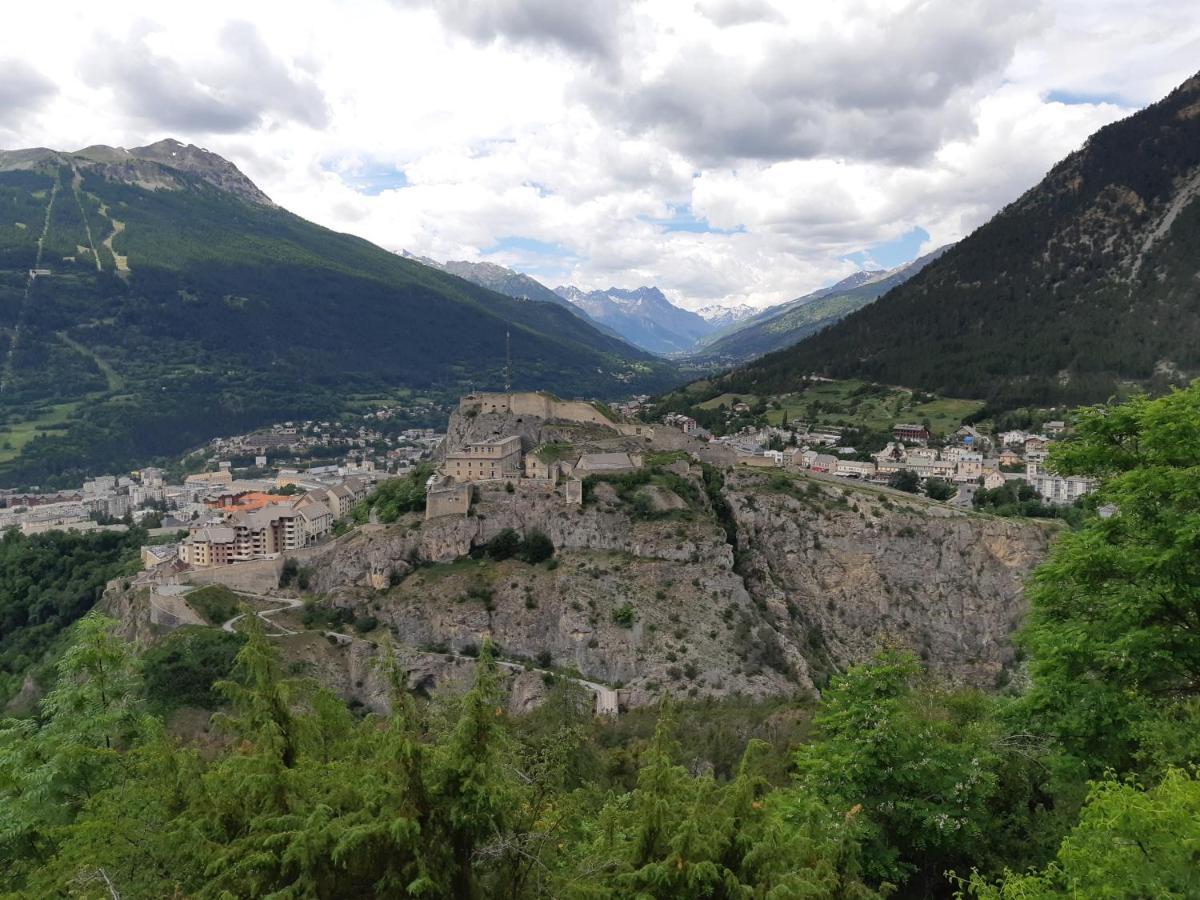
1045,88 -> 1129,107
844,225 -> 929,270
644,204 -> 745,235
482,236 -> 578,280
332,162 -> 409,195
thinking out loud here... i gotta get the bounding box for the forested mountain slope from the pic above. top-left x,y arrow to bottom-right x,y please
0,140 -> 674,486
691,246 -> 948,365
729,72 -> 1200,406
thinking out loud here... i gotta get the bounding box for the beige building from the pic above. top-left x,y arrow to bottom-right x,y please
445,435 -> 523,482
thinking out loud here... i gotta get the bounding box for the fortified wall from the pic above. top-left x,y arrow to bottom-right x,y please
459,391 -> 616,426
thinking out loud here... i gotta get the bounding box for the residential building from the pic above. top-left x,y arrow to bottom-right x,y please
892,423 -> 930,444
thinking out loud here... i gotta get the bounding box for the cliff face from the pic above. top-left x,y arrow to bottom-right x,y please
723,471 -> 1052,686
312,467 -> 1053,704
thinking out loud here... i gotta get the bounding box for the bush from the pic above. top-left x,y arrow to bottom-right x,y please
278,557 -> 300,588
924,477 -> 956,501
483,528 -> 521,561
353,615 -> 379,634
612,602 -> 636,628
888,469 -> 921,493
186,585 -> 242,625
520,530 -> 555,564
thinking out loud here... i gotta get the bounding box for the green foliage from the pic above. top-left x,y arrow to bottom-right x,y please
972,481 -> 1083,524
479,527 -> 556,564
924,477 -> 956,501
888,468 -> 920,493
959,768 -> 1200,898
184,584 -> 242,624
141,626 -> 245,712
0,526 -> 142,703
612,601 -> 636,628
1017,383 -> 1200,774
354,464 -> 433,524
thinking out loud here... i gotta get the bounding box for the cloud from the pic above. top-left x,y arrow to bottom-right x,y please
84,20 -> 329,134
399,0 -> 624,60
0,59 -> 57,118
695,0 -> 785,27
586,0 -> 1048,165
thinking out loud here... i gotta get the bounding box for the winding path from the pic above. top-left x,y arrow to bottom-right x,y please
217,590 -> 618,715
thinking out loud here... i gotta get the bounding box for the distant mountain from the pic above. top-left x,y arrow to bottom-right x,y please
401,254 -> 630,343
554,285 -> 715,354
726,70 -> 1200,408
690,248 -> 948,365
694,304 -> 757,329
0,140 -> 676,486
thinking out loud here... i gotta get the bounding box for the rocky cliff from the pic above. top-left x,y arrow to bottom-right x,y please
307,465 -> 1052,705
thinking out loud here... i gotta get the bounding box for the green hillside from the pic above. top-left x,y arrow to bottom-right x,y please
690,247 -> 949,366
0,141 -> 675,487
727,72 -> 1200,407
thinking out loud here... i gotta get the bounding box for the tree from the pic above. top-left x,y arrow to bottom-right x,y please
0,612 -> 145,891
1017,383 -> 1200,773
924,477 -> 956,501
959,769 -> 1200,898
519,530 -> 555,564
888,469 -> 920,493
793,650 -> 1003,892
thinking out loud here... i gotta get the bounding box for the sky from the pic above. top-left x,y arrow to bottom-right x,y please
1,1 -> 1197,312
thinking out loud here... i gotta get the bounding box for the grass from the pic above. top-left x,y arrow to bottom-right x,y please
0,401 -> 81,462
185,585 -> 245,625
761,378 -> 982,437
697,392 -> 760,410
57,332 -> 126,391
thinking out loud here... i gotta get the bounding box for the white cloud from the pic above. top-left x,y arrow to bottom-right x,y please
0,0 -> 1194,311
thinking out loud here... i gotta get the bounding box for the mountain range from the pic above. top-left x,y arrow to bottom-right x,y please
691,246 -> 950,365
726,71 -> 1200,407
0,140 -> 674,487
553,284 -> 716,354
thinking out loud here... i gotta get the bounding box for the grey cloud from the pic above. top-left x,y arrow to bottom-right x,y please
402,0 -> 624,60
85,21 -> 329,135
0,59 -> 57,117
695,0 -> 785,27
588,0 -> 1047,165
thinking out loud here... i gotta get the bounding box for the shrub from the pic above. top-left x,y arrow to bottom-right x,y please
612,601 -> 636,628
353,615 -> 379,634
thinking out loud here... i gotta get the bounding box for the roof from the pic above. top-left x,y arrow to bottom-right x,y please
188,525 -> 236,544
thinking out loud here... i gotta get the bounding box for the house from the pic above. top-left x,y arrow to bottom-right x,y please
954,453 -> 983,481
998,449 -> 1023,468
296,501 -> 333,542
1044,420 -> 1066,435
444,435 -> 523,482
980,470 -> 1006,490
180,525 -> 237,567
1024,435 -> 1050,454
809,453 -> 838,473
1000,430 -> 1028,447
185,470 -> 233,488
835,459 -> 876,479
956,425 -> 985,449
892,423 -> 930,445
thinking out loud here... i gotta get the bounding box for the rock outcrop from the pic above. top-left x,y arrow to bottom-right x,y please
309,466 -> 1054,705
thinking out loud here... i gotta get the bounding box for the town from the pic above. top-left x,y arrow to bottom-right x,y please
0,386 -> 1095,576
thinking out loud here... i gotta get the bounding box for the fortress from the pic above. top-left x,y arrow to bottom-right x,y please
458,391 -> 617,425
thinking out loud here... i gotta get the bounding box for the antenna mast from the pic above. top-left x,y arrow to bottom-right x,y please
505,330 -> 511,394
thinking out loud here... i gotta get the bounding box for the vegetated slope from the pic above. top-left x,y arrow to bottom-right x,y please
403,255 -> 630,342
690,246 -> 949,365
732,72 -> 1200,407
0,140 -> 675,487
554,285 -> 715,354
